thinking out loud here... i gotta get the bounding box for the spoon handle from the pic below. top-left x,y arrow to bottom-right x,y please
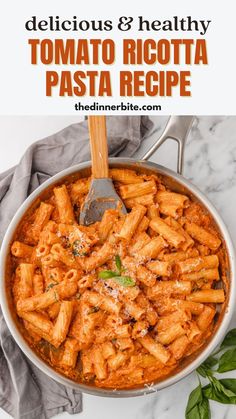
88,116 -> 109,179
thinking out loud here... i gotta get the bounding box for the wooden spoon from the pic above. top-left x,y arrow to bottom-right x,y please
80,116 -> 127,225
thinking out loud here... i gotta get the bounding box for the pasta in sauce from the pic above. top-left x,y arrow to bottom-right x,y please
9,168 -> 227,389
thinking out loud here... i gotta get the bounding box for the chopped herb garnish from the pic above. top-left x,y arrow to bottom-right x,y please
88,306 -> 100,314
98,256 -> 135,287
45,282 -> 58,292
72,240 -> 81,256
53,291 -> 59,302
75,292 -> 81,300
72,240 -> 88,257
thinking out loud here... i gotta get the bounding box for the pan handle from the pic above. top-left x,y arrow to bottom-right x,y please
141,116 -> 195,174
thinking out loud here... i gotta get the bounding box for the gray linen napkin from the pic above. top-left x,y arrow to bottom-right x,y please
0,116 -> 153,419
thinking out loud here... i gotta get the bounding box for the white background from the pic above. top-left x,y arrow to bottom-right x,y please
0,0 -> 235,115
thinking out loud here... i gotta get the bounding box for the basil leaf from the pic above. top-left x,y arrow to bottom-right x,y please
186,384 -> 202,414
203,380 -> 236,404
218,348 -> 236,373
211,377 -> 236,398
220,329 -> 236,349
115,255 -> 122,273
197,365 -> 208,378
185,384 -> 210,419
197,356 -> 218,377
197,356 -> 218,378
203,383 -> 226,403
203,356 -> 218,369
197,397 -> 210,419
114,276 -> 135,287
99,270 -> 119,279
220,379 -> 236,395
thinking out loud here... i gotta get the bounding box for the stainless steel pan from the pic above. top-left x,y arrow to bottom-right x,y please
0,116 -> 235,397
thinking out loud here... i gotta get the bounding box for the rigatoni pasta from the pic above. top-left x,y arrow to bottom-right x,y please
9,167 -> 227,389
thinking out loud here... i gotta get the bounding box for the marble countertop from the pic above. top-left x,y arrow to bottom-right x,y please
1,115 -> 236,419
